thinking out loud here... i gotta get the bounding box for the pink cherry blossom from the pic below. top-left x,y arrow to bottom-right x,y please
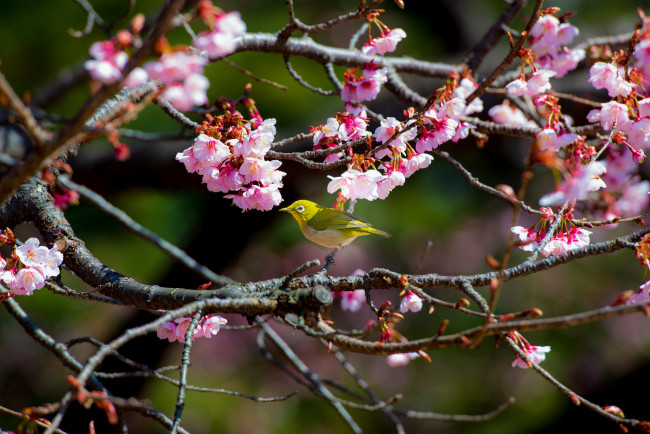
202,164 -> 245,193
488,101 -> 533,126
373,118 -> 415,158
214,11 -> 246,36
399,291 -> 423,313
235,119 -> 276,158
339,289 -> 366,312
193,12 -> 246,59
402,153 -> 433,178
511,226 -> 539,252
228,183 -> 283,211
40,248 -> 64,278
9,268 -> 45,296
541,48 -> 586,78
174,317 -> 193,343
341,63 -> 388,103
439,97 -> 467,120
527,69 -> 556,95
625,280 -> 650,305
539,161 -> 607,206
145,52 -> 207,85
512,345 -> 551,369
239,157 -> 285,184
387,352 -> 419,367
588,62 -> 633,98
16,238 -> 49,267
416,118 -> 458,152
122,67 -> 149,88
157,322 -> 178,342
84,41 -> 128,84
376,170 -> 405,199
160,73 -> 210,111
505,79 -> 528,96
327,169 -> 383,201
192,134 -> 230,167
176,147 -> 202,174
194,30 -> 239,58
597,101 -> 630,131
625,118 -> 650,149
361,28 -> 406,55
338,115 -> 370,141
453,78 -> 483,114
196,314 -> 228,338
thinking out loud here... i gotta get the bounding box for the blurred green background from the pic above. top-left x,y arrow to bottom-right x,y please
1,0 -> 649,433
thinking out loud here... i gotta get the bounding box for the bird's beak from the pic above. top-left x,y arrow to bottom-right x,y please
279,206 -> 289,212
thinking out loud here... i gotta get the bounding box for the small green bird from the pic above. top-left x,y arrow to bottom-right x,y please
280,199 -> 390,249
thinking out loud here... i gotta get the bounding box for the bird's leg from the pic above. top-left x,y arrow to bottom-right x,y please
320,247 -> 342,273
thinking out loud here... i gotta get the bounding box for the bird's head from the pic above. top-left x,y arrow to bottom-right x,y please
280,200 -> 320,224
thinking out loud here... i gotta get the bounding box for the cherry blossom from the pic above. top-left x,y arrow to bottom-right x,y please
488,101 -> 534,126
402,153 -> 433,178
157,314 -> 228,342
361,28 -> 406,55
588,62 -> 634,98
539,161 -> 607,207
327,169 -> 383,201
145,51 -> 207,85
159,73 -> 210,111
387,352 -> 419,367
512,345 -> 551,369
416,118 -> 458,152
625,280 -> 650,305
84,41 -> 128,84
338,290 -> 366,312
399,291 -> 423,313
193,11 -> 246,58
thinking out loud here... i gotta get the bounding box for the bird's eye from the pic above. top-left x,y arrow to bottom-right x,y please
296,205 -> 305,213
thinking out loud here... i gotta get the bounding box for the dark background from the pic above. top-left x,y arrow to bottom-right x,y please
0,0 -> 648,432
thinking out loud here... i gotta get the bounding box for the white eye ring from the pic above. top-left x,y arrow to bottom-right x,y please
296,205 -> 305,212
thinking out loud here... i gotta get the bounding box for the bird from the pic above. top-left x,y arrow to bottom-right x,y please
280,199 -> 390,252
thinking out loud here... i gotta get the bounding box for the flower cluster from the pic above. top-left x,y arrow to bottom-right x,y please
312,112 -> 372,163
84,39 -> 129,84
176,113 -> 285,211
84,2 -> 246,113
143,50 -> 210,111
528,9 -> 584,77
340,18 -> 404,103
511,208 -> 592,257
341,61 -> 388,103
327,73 -> 484,203
193,2 -> 246,58
0,235 -> 63,296
157,314 -> 227,343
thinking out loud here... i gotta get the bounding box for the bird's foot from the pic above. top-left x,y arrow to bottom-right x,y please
319,248 -> 341,273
